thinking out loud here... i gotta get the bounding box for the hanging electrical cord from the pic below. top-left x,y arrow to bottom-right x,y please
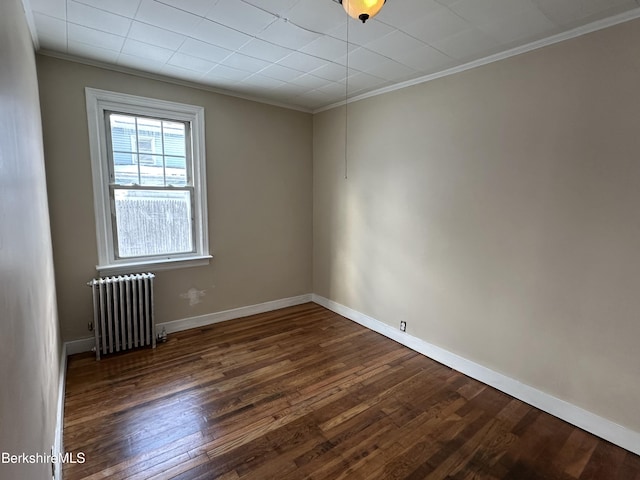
344,13 -> 349,180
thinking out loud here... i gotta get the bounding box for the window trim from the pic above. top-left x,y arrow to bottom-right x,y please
85,87 -> 210,275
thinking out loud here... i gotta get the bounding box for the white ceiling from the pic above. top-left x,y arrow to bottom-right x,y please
26,0 -> 640,112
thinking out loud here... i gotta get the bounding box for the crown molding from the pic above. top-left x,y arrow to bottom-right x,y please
315,7 -> 640,113
37,49 -> 313,114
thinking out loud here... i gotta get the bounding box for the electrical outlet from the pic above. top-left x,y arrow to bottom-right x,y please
400,321 -> 407,332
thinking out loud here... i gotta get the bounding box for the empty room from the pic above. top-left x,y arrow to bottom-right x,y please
1,0 -> 640,478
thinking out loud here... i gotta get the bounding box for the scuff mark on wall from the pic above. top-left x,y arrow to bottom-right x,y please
180,287 -> 206,306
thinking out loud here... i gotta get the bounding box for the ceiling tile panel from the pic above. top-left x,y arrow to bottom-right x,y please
342,47 -> 390,73
68,1 -> 132,37
122,38 -> 173,62
241,0 -> 299,16
476,8 -> 558,44
346,71 -> 387,90
402,8 -> 473,44
532,0 -> 586,25
68,41 -> 120,62
533,0 -> 638,26
128,21 -> 186,50
206,0 -> 277,36
365,30 -> 427,58
300,36 -> 356,61
289,73 -> 330,89
33,13 -> 67,50
286,0 -> 346,34
446,0 -> 538,25
363,58 -> 416,81
241,74 -> 287,90
310,62 -> 348,82
302,90 -> 338,106
277,52 -> 329,73
155,0 -> 215,17
375,0 -> 443,27
257,18 -> 321,50
238,39 -> 294,63
73,0 -> 142,18
429,28 -> 501,61
435,0 -> 460,6
328,18 -> 395,46
178,38 -> 232,63
258,63 -> 305,82
272,82 -> 314,97
394,44 -> 457,72
135,0 -> 203,36
192,18 -> 253,50
30,0 -> 66,20
220,53 -> 272,72
314,80 -> 347,97
582,0 -> 639,16
168,52 -> 217,72
204,64 -> 251,81
67,23 -> 125,51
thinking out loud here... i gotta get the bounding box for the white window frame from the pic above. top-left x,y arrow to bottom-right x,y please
85,87 -> 211,275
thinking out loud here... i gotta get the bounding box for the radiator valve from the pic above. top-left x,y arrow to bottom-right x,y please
157,327 -> 168,343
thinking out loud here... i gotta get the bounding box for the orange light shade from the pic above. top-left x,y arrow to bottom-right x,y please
341,0 -> 386,23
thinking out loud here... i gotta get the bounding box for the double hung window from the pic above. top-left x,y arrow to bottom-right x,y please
85,88 -> 210,274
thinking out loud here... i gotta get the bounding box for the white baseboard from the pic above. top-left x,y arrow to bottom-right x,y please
65,337 -> 95,356
64,294 -> 314,354
54,342 -> 67,480
157,294 -> 313,334
311,294 -> 640,456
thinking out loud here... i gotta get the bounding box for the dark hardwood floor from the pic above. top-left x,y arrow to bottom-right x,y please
63,303 -> 640,480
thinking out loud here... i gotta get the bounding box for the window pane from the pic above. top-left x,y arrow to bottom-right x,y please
163,121 -> 186,157
136,117 -> 162,155
114,162 -> 139,185
138,155 -> 165,186
108,113 -> 191,188
114,189 -> 193,258
111,114 -> 137,184
110,114 -> 136,154
137,136 -> 156,162
165,156 -> 187,186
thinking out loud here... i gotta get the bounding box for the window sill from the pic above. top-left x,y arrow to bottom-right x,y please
97,255 -> 212,277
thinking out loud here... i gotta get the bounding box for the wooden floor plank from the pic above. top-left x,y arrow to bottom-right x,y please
63,303 -> 639,480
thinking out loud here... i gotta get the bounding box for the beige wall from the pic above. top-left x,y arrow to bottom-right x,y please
37,56 -> 313,341
34,9 -> 640,440
314,19 -> 640,432
0,0 -> 62,477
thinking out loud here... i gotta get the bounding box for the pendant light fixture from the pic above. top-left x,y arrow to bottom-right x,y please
339,0 -> 386,23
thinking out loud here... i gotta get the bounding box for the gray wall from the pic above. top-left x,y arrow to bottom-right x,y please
37,56 -> 313,342
313,18 -> 640,433
0,0 -> 62,478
